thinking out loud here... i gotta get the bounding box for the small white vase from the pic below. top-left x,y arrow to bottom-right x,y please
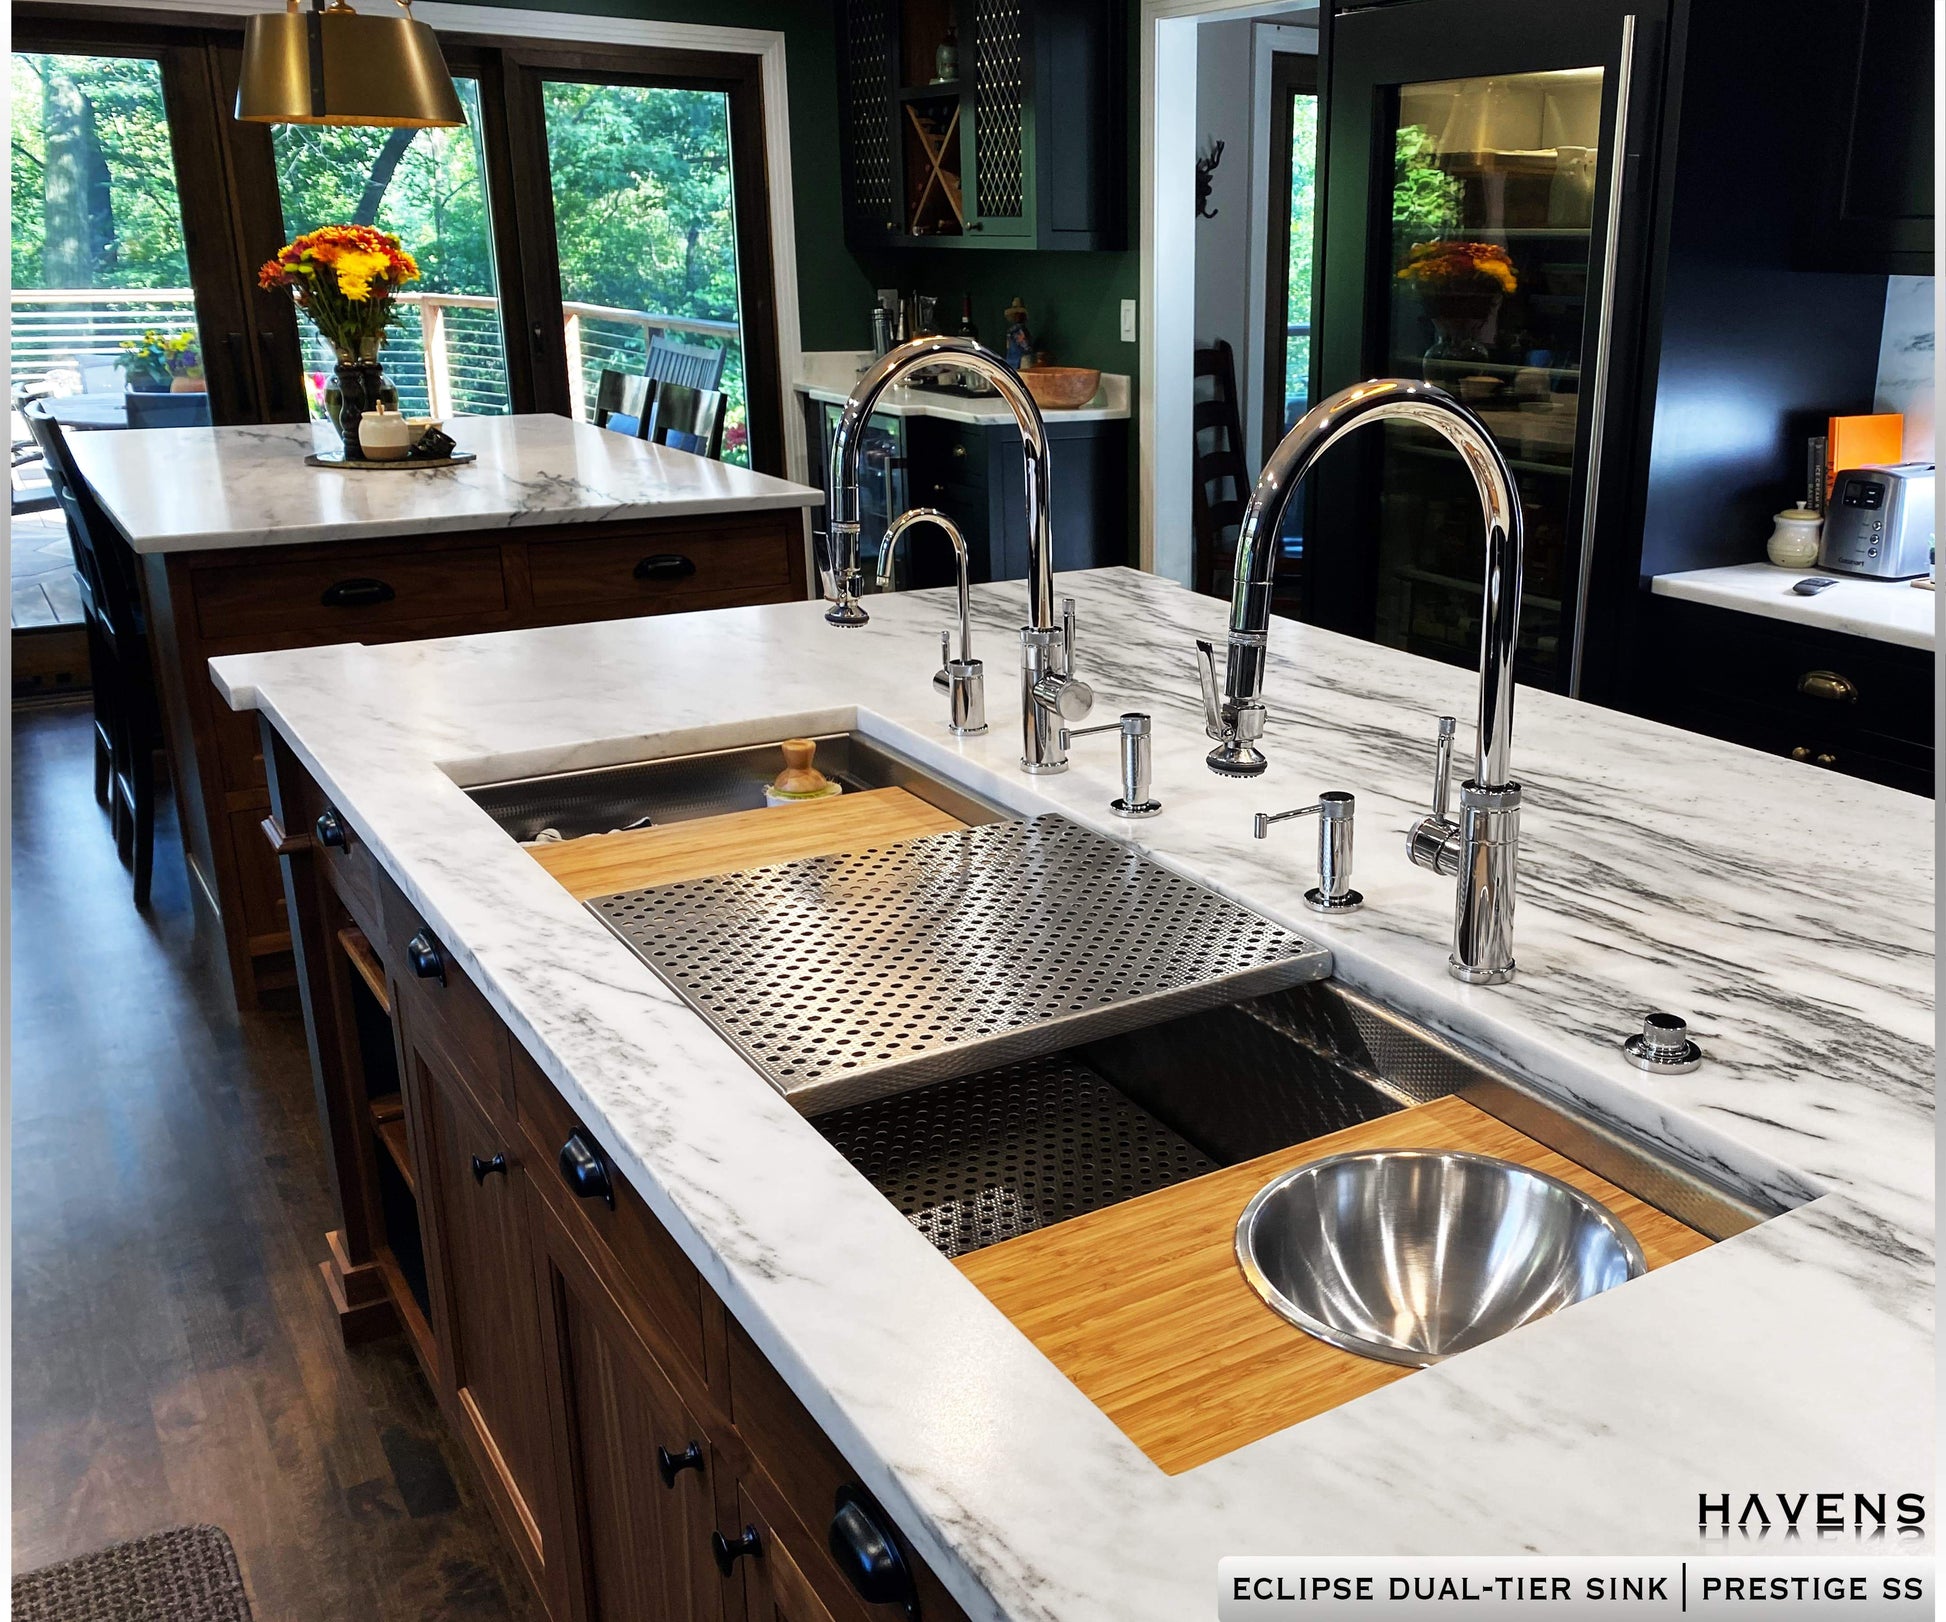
1766,507 -> 1823,569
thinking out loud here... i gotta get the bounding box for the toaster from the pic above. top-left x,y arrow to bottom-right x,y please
1819,462 -> 1934,579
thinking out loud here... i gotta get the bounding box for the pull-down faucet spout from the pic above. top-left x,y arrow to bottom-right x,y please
1194,377 -> 1526,984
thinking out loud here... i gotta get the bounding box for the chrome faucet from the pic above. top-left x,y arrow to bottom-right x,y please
878,507 -> 985,736
824,335 -> 1092,772
1194,378 -> 1525,984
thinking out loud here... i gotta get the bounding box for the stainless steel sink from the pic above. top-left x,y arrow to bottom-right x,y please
464,731 -> 1007,844
812,980 -> 1782,1260
1235,1149 -> 1647,1367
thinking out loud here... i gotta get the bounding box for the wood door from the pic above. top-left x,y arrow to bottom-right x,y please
730,1488 -> 842,1622
532,1197 -> 724,1622
407,1030 -> 554,1586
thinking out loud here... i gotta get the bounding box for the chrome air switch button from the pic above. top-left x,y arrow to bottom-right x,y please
1622,1012 -> 1703,1074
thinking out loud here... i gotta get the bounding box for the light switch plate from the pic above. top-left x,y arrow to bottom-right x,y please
1120,298 -> 1138,342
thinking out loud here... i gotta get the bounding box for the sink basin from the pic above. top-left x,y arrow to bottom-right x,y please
464,730 -> 1007,843
1235,1149 -> 1647,1367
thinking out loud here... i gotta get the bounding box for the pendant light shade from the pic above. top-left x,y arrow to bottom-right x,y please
237,0 -> 465,128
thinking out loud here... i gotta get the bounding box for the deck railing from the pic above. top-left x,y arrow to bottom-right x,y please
11,289 -> 740,425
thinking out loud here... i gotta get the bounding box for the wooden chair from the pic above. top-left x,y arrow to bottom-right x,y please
1191,340 -> 1254,599
644,382 -> 726,460
26,400 -> 165,907
645,334 -> 726,394
592,369 -> 654,437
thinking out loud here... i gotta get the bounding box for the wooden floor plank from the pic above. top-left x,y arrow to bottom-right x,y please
11,702 -> 539,1619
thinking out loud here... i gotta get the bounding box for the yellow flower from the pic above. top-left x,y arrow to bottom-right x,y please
332,249 -> 392,302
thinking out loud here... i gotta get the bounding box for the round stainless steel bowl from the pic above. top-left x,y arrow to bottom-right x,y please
1235,1149 -> 1646,1367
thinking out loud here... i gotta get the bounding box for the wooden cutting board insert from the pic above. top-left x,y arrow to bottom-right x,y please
527,786 -> 967,900
956,1094 -> 1712,1476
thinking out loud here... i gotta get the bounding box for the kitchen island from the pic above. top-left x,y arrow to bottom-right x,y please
69,414 -> 821,1005
211,568 -> 1932,1621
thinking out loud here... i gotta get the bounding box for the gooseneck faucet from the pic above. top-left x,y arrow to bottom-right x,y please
824,336 -> 1092,772
1194,377 -> 1525,984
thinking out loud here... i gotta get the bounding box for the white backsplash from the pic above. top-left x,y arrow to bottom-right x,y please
1873,274 -> 1934,462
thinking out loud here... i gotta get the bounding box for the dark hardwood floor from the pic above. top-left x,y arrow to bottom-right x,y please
11,702 -> 542,1621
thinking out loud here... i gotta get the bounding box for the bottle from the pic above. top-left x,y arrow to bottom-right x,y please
957,295 -> 978,342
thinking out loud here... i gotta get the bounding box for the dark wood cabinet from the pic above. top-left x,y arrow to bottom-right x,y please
1642,598 -> 1933,795
838,0 -> 1125,251
1800,0 -> 1935,275
531,1195 -> 723,1622
405,1025 -> 556,1596
268,731 -> 976,1622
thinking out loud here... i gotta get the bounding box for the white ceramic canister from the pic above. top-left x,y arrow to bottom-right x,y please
1765,507 -> 1823,568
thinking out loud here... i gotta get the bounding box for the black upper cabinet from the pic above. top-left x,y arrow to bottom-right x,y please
1800,0 -> 1934,274
838,0 -> 1124,251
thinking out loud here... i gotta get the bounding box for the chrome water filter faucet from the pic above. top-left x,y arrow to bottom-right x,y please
878,507 -> 985,736
827,336 -> 1091,773
1197,378 -> 1525,983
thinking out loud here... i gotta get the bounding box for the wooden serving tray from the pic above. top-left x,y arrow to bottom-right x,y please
527,786 -> 967,900
956,1094 -> 1713,1475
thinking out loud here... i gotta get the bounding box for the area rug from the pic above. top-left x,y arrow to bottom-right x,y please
12,1524 -> 254,1622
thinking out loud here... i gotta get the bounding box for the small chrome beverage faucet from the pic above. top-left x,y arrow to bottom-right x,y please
878,508 -> 985,736
1198,378 -> 1526,984
824,336 -> 1092,773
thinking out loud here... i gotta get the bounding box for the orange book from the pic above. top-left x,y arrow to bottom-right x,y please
1826,412 -> 1905,502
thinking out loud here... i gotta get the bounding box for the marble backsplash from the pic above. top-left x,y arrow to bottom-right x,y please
1874,274 -> 1935,461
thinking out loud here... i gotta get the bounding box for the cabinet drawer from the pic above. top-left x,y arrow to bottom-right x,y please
309,802 -> 382,944
227,807 -> 289,943
192,545 -> 509,642
380,867 -> 514,1118
526,528 -> 792,615
728,1324 -> 970,1622
514,1044 -> 710,1390
216,704 -> 268,795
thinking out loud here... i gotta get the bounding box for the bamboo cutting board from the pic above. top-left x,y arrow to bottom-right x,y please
527,787 -> 967,900
956,1094 -> 1713,1475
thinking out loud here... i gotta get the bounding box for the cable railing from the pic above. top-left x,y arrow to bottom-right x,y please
11,289 -> 742,430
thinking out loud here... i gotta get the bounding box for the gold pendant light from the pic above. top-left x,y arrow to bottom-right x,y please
237,0 -> 465,128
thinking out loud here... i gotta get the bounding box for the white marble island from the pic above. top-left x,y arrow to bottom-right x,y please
212,569 -> 1932,1621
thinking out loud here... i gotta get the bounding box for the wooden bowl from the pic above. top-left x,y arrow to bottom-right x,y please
1020,366 -> 1102,410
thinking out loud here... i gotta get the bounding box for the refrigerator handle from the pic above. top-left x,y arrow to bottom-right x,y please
1566,13 -> 1638,700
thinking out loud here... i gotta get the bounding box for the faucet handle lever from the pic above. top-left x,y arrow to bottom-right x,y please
1430,715 -> 1457,818
1060,595 -> 1078,670
1194,640 -> 1224,738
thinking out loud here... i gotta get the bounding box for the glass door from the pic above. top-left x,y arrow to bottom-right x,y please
1313,0 -> 1662,695
1372,68 -> 1603,683
270,77 -> 513,423
1260,50 -> 1321,605
10,52 -> 209,421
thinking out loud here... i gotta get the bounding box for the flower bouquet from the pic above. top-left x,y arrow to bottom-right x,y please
119,330 -> 203,393
259,225 -> 420,457
1395,240 -> 1518,373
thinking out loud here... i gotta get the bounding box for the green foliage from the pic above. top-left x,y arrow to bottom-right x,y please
1392,123 -> 1463,237
1285,93 -> 1319,413
119,328 -> 201,378
10,53 -> 191,289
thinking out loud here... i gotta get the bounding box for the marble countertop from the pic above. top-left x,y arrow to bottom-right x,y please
211,569 -> 1933,1621
795,350 -> 1132,425
69,413 -> 822,554
1652,562 -> 1937,651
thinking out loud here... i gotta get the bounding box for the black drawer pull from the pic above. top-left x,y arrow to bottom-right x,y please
405,928 -> 445,983
321,577 -> 397,608
314,807 -> 349,850
829,1485 -> 919,1617
656,1441 -> 704,1487
559,1129 -> 614,1208
634,553 -> 698,582
470,1152 -> 507,1184
710,1525 -> 761,1577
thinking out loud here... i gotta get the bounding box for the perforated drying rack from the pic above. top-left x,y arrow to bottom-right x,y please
587,814 -> 1333,1115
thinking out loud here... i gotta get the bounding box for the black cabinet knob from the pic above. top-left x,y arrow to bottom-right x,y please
320,577 -> 396,608
470,1152 -> 507,1184
829,1486 -> 920,1617
634,553 -> 698,581
559,1129 -> 614,1208
656,1441 -> 704,1487
710,1525 -> 761,1577
405,928 -> 445,983
315,807 -> 348,850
